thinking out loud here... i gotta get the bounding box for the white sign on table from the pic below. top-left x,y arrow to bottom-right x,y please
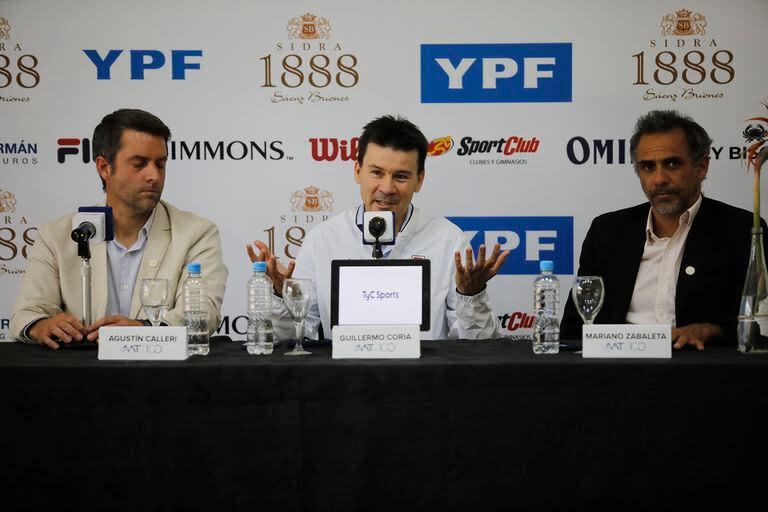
582,324 -> 672,359
332,324 -> 420,359
98,326 -> 188,361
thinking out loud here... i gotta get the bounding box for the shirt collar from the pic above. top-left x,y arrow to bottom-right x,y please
645,193 -> 702,242
111,208 -> 156,252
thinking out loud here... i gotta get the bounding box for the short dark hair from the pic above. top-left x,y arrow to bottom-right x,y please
92,108 -> 171,191
357,115 -> 428,172
629,110 -> 712,169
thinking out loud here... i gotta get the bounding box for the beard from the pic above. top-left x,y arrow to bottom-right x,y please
645,186 -> 689,217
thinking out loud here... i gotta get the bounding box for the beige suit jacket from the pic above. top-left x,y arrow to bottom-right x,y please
10,200 -> 228,341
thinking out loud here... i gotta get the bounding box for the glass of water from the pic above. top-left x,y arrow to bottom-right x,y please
572,276 -> 605,325
140,278 -> 168,326
282,278 -> 312,356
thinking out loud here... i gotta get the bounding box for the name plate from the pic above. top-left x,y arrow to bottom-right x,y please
582,324 -> 671,359
332,324 -> 420,359
98,326 -> 188,361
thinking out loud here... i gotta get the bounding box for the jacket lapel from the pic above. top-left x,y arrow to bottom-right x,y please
129,203 -> 171,318
613,204 -> 650,318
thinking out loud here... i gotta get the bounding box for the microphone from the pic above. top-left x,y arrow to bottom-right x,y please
362,210 -> 395,260
368,216 -> 386,239
71,221 -> 97,244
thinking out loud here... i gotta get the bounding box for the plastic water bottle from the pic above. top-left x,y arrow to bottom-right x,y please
532,260 -> 560,354
184,262 -> 210,356
246,261 -> 274,355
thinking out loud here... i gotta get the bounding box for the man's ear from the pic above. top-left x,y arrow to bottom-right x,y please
95,155 -> 111,185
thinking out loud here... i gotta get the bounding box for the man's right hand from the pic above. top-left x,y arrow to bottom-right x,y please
245,240 -> 296,296
28,313 -> 87,350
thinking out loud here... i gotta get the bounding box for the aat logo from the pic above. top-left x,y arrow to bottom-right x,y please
0,188 -> 37,279
633,9 -> 733,102
310,137 -> 358,162
259,13 -> 360,105
0,16 -> 41,102
290,186 -> 334,212
427,136 -> 454,157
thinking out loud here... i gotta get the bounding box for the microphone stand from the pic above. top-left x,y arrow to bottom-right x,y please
77,239 -> 92,326
372,235 -> 383,259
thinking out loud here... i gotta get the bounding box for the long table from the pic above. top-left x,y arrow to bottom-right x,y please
1,338 -> 766,510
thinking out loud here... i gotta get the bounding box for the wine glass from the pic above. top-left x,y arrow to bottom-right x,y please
141,278 -> 168,327
571,276 -> 604,325
282,278 -> 312,356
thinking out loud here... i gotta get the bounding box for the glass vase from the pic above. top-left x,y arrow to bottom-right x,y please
737,228 -> 768,353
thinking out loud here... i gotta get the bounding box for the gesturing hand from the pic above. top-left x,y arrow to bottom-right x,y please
454,243 -> 509,296
246,239 -> 296,296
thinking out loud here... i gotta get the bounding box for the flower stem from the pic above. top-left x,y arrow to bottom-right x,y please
755,162 -> 762,232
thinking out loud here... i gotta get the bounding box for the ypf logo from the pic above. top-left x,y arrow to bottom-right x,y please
310,137 -> 358,162
260,13 -> 360,105
447,216 -> 573,275
427,136 -> 454,157
83,49 -> 203,79
633,9 -> 734,102
57,138 -> 91,163
421,43 -> 572,103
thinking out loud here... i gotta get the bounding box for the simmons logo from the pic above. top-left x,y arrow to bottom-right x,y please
447,216 -> 573,275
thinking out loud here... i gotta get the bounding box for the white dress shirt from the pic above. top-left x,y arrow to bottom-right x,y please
625,194 -> 702,325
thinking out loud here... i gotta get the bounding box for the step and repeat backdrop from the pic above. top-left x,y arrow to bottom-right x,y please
2,0 -> 766,341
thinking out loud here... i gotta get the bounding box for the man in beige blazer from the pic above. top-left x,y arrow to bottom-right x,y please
11,109 -> 228,349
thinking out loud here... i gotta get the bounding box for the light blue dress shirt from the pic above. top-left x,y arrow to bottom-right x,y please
105,210 -> 155,317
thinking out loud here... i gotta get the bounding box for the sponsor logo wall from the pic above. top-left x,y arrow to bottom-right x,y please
2,1 -> 766,343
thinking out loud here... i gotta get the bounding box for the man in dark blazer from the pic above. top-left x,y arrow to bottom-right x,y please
561,110 -> 764,350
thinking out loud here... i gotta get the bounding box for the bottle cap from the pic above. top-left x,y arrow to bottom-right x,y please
539,260 -> 554,272
253,261 -> 267,272
188,262 -> 202,274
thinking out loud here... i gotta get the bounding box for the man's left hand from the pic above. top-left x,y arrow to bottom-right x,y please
454,243 -> 510,296
86,316 -> 144,342
672,323 -> 722,351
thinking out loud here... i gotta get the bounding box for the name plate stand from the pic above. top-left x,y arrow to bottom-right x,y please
582,324 -> 672,359
98,326 -> 188,361
332,324 -> 421,359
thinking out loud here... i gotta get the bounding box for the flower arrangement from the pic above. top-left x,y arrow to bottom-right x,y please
743,100 -> 768,230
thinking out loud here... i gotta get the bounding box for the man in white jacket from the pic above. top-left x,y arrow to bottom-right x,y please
247,115 -> 508,340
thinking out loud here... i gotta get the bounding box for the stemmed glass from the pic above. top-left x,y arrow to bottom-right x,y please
282,278 -> 312,356
140,278 -> 168,327
571,276 -> 605,325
